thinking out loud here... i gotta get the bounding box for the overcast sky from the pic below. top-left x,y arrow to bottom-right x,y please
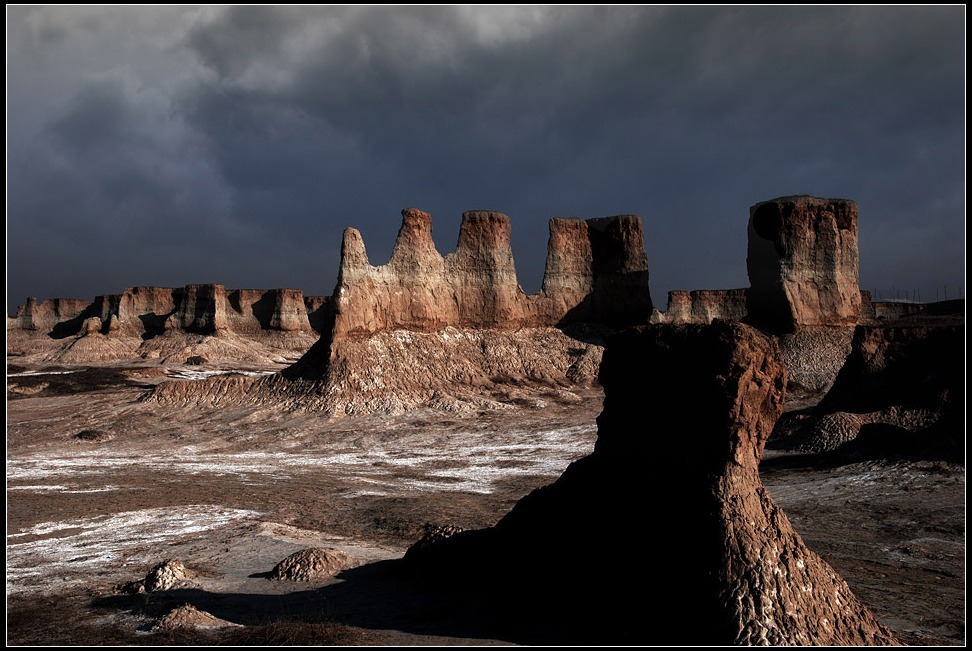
6,6 -> 966,315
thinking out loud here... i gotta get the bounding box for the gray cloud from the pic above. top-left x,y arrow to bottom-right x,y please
7,6 -> 965,313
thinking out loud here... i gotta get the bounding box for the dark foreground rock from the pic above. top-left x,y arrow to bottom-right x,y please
407,322 -> 898,645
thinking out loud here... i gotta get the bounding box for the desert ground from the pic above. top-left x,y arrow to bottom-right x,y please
6,358 -> 965,645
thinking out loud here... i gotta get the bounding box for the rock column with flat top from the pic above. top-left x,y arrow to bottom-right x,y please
747,195 -> 861,331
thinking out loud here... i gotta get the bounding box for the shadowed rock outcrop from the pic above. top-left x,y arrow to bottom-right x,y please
166,284 -> 229,334
9,297 -> 93,334
541,215 -> 652,326
407,322 -> 897,645
772,325 -> 964,458
747,195 -> 861,332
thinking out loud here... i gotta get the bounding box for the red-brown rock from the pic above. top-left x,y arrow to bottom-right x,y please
747,195 -> 861,331
331,207 -> 652,339
9,297 -> 90,332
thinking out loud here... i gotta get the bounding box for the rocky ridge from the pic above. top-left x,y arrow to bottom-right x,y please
10,197 -> 963,419
10,285 -> 328,338
332,208 -> 651,337
146,208 -> 651,414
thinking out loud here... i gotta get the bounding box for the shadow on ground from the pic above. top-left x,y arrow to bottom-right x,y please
91,558 -> 608,646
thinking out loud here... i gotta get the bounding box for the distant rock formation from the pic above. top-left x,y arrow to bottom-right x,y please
8,285 -> 327,340
747,195 -> 861,332
650,195 -> 863,332
332,208 -> 652,338
406,322 -> 898,644
860,292 -> 965,326
650,289 -> 749,325
10,297 -> 91,333
540,215 -> 652,327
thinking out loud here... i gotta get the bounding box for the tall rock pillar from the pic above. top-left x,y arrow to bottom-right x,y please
747,195 -> 861,332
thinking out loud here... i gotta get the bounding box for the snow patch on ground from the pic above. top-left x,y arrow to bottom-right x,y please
6,484 -> 130,494
7,369 -> 81,377
164,369 -> 277,381
7,425 -> 595,496
6,506 -> 260,596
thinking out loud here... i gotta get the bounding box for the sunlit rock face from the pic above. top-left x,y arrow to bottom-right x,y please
331,207 -> 652,338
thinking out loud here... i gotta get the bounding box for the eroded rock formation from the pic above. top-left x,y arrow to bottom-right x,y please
269,547 -> 354,582
222,207 -> 650,415
650,289 -> 749,325
747,195 -> 862,332
332,208 -> 652,338
772,325 -> 964,458
407,322 -> 897,645
9,297 -> 92,333
9,286 -> 326,342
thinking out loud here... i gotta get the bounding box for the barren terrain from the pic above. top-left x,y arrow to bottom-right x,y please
6,358 -> 965,645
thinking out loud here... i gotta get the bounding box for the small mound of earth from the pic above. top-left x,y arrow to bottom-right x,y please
268,548 -> 352,582
73,429 -> 113,443
405,524 -> 464,558
186,355 -> 208,365
123,559 -> 195,593
153,604 -> 241,631
800,412 -> 867,453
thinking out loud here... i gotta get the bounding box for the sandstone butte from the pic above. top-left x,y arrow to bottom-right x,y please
653,195 -> 862,330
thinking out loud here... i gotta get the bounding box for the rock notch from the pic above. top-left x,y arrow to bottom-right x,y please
407,321 -> 897,645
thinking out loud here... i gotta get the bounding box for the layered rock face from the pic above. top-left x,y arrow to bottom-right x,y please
167,284 -> 229,333
408,322 -> 896,644
332,208 -> 652,338
260,207 -> 651,414
650,288 -> 749,325
540,215 -> 652,326
102,286 -> 180,336
747,195 -> 861,331
860,292 -> 965,326
8,297 -> 92,332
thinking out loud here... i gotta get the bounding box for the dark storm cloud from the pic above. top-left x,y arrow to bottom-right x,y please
6,6 -> 965,313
